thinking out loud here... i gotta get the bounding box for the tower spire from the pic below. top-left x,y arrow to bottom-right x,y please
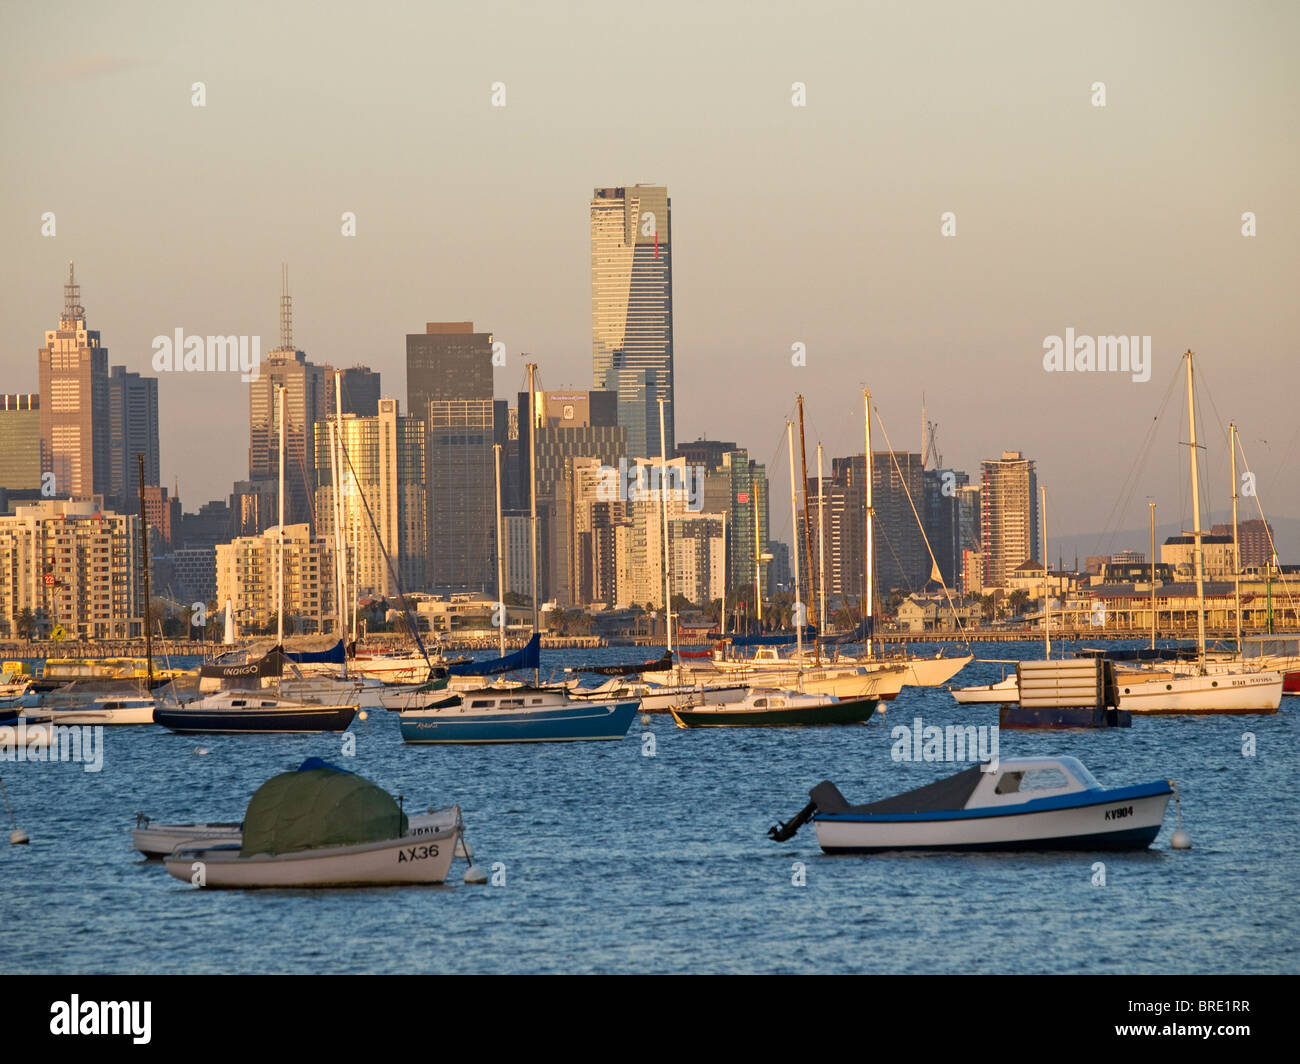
279,263 -> 293,351
63,261 -> 84,327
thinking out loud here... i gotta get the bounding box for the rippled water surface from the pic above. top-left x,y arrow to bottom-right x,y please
2,641 -> 1296,974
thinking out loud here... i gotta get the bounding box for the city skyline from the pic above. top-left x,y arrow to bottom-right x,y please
2,2 -> 1297,560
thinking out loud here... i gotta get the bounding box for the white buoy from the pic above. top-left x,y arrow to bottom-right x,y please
463,864 -> 487,884
640,713 -> 651,726
193,746 -> 209,756
358,710 -> 368,722
9,828 -> 29,845
1171,829 -> 1191,850
876,704 -> 886,714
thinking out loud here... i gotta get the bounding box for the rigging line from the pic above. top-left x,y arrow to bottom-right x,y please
1235,435 -> 1300,616
339,433 -> 434,670
873,406 -> 971,648
1262,418 -> 1300,498
1092,360 -> 1181,558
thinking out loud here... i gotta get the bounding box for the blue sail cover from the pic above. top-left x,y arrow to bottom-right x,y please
448,634 -> 541,676
728,628 -> 818,647
284,641 -> 347,665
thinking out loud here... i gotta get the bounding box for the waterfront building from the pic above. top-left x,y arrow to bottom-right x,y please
0,394 -> 42,490
591,184 -> 674,459
1161,533 -> 1234,581
980,451 -> 1039,589
314,398 -> 427,597
215,523 -> 333,633
155,545 -> 217,607
0,499 -> 141,640
407,322 -> 496,593
39,264 -> 110,499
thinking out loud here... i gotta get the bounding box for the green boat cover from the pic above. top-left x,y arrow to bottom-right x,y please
240,763 -> 408,857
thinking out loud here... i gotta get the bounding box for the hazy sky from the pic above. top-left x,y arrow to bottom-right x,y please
3,0 -> 1297,556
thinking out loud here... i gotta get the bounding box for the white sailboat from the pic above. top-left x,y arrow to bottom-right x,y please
1117,352 -> 1281,714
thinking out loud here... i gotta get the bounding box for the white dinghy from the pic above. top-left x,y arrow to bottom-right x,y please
162,758 -> 466,888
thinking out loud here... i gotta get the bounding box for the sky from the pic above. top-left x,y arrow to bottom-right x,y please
2,0 -> 1297,557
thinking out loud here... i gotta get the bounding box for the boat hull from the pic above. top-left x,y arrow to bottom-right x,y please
163,826 -> 459,888
813,786 -> 1171,853
670,695 -> 878,728
400,699 -> 638,744
1117,672 -> 1282,714
43,703 -> 156,725
153,704 -> 357,733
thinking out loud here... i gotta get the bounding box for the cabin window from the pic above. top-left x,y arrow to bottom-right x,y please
770,699 -> 784,708
754,698 -> 767,708
470,700 -> 493,708
500,698 -> 524,707
998,768 -> 1069,794
531,699 -> 542,705
232,700 -> 246,707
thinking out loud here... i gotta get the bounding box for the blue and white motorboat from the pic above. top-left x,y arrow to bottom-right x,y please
768,756 -> 1174,852
399,686 -> 638,744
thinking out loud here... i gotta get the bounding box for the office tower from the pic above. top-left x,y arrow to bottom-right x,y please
336,366 -> 381,417
1212,519 -> 1275,570
248,270 -> 329,531
39,264 -> 110,498
591,184 -> 674,459
216,523 -> 333,634
870,451 -> 928,593
406,322 -> 495,592
767,541 -> 791,593
980,451 -> 1039,588
0,499 -> 141,640
177,499 -> 234,550
142,484 -> 180,551
923,468 -> 970,587
315,398 -> 427,597
108,365 -> 160,513
0,394 -> 42,491
230,479 -> 277,538
677,438 -> 738,472
517,388 -> 627,604
620,456 -> 689,609
668,513 -> 725,607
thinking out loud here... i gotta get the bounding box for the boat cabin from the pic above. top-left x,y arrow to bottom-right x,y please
966,757 -> 1101,810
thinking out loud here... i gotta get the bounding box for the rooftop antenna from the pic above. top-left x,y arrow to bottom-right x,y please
63,261 -> 84,326
279,263 -> 293,351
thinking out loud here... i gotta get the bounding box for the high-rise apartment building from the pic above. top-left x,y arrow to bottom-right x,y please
215,522 -> 333,633
980,451 -> 1039,588
0,499 -> 141,639
624,457 -> 692,609
1212,519 -> 1276,570
315,398 -> 427,596
0,394 -> 42,491
406,322 -> 496,592
39,264 -> 110,498
591,185 -> 674,459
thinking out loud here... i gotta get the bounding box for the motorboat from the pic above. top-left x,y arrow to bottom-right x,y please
162,759 -> 464,888
153,689 -> 356,734
768,756 -> 1174,852
1116,670 -> 1282,715
572,676 -> 748,714
400,686 -> 638,744
670,687 -> 878,728
134,806 -> 462,858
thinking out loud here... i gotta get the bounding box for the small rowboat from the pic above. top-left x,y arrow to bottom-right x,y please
769,756 -> 1173,852
161,759 -> 468,888
133,807 -> 462,858
950,675 -> 1018,705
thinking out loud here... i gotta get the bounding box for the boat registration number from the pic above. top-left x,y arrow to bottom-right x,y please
1104,805 -> 1134,821
397,843 -> 440,863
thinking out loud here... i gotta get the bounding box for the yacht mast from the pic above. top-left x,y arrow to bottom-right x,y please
863,389 -> 874,659
494,442 -> 506,659
786,420 -> 803,660
1149,501 -> 1157,650
1041,486 -> 1050,658
526,362 -> 540,685
1230,422 -> 1242,653
817,442 -> 827,636
276,384 -> 285,646
1185,351 -> 1207,670
658,397 -> 673,655
796,396 -> 818,661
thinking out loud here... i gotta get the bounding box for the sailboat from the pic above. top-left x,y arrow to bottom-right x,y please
1116,352 -> 1282,715
154,386 -> 357,734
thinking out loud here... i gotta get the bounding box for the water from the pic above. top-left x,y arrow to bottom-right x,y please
2,641 -> 1296,974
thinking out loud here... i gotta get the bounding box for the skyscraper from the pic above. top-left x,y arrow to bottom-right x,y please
39,263 -> 109,499
337,366 -> 381,417
108,365 -> 160,513
980,451 -> 1039,588
247,270 -> 329,531
406,322 -> 496,592
0,394 -> 41,491
591,185 -> 674,459
315,398 -> 427,597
